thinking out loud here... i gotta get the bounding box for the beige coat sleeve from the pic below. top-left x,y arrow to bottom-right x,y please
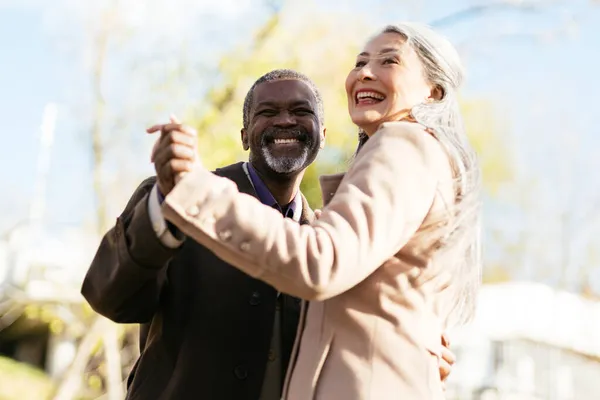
162,122 -> 443,300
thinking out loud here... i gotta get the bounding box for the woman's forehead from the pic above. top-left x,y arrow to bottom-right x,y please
359,32 -> 409,57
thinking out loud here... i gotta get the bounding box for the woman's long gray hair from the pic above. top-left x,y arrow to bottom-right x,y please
359,23 -> 482,327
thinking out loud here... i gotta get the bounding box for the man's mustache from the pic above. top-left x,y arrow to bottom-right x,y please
261,127 -> 309,145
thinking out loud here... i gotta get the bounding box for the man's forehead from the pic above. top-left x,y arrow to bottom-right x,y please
253,79 -> 317,104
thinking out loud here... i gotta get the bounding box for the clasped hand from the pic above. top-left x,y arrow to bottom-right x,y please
147,115 -> 201,196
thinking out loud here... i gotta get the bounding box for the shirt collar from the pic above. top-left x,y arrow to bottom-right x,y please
244,162 -> 302,221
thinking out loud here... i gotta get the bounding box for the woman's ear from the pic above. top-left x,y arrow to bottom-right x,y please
429,85 -> 444,101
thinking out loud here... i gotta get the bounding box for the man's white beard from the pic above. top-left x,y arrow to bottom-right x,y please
262,146 -> 309,174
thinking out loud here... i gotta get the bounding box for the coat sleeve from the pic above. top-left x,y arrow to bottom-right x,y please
162,122 -> 444,301
81,177 -> 180,323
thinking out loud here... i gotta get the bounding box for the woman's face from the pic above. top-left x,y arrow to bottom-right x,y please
345,32 -> 436,136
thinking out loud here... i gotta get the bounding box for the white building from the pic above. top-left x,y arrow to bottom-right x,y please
446,282 -> 600,400
0,224 -> 99,377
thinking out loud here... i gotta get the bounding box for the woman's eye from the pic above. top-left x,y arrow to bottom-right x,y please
383,58 -> 398,65
355,60 -> 367,68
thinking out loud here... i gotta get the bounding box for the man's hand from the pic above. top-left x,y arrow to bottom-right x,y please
439,332 -> 456,390
147,115 -> 199,196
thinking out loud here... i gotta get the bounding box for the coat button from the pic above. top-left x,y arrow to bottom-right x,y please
201,216 -> 215,226
240,242 -> 251,252
233,365 -> 248,380
218,230 -> 232,241
249,291 -> 261,306
268,349 -> 276,362
187,205 -> 200,216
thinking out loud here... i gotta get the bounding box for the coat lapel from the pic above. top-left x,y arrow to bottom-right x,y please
213,162 -> 257,196
216,162 -> 315,224
299,194 -> 314,225
319,172 -> 346,206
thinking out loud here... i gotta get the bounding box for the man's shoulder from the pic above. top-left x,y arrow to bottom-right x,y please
138,176 -> 158,191
136,163 -> 245,193
213,162 -> 258,196
213,161 -> 246,180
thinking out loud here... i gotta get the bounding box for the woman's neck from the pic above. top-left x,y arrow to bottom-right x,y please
361,111 -> 416,137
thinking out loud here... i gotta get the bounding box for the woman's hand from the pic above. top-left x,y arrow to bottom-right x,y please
440,333 -> 456,389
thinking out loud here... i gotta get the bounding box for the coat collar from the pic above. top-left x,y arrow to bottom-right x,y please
319,172 -> 346,207
214,162 -> 314,225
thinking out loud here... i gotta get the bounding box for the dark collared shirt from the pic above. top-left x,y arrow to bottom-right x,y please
245,162 -> 303,400
157,164 -> 300,238
158,164 -> 300,219
246,162 -> 300,219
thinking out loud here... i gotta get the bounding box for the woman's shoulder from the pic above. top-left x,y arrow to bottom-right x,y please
370,121 -> 448,167
376,120 -> 435,141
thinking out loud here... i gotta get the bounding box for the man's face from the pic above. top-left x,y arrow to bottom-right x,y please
242,79 -> 325,176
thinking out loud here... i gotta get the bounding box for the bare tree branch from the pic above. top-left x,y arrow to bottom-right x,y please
52,317 -> 108,400
90,10 -> 112,236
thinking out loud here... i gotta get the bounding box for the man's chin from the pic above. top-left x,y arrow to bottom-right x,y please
263,152 -> 308,175
267,159 -> 305,174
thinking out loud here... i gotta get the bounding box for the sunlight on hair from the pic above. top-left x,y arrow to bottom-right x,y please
381,22 -> 482,328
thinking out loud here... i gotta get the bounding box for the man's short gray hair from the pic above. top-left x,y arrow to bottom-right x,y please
242,69 -> 325,129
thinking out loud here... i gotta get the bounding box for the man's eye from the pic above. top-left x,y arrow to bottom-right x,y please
258,110 -> 276,116
295,109 -> 313,115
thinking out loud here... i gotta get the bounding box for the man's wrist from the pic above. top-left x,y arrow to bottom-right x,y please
157,185 -> 166,204
149,184 -> 184,248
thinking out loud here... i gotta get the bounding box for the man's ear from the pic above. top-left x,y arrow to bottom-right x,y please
319,128 -> 327,149
241,128 -> 249,151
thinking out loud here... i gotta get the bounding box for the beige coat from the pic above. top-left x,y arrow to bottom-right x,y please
162,121 -> 456,399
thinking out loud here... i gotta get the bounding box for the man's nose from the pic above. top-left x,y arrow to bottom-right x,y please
273,111 -> 296,127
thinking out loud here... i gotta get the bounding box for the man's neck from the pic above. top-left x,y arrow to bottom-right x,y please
250,162 -> 304,206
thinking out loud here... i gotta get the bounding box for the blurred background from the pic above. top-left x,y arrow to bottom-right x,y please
1,0 -> 599,399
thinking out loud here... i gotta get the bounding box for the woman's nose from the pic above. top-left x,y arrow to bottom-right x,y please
357,64 -> 376,81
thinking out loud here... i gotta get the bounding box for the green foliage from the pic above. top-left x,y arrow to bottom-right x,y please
184,5 -> 365,208
461,98 -> 514,194
184,3 -> 513,209
0,356 -> 54,400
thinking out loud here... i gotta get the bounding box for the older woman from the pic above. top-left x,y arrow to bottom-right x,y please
160,22 -> 481,400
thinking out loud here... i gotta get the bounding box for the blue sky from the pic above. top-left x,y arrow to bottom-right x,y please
1,1 -> 599,287
0,1 -> 273,231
